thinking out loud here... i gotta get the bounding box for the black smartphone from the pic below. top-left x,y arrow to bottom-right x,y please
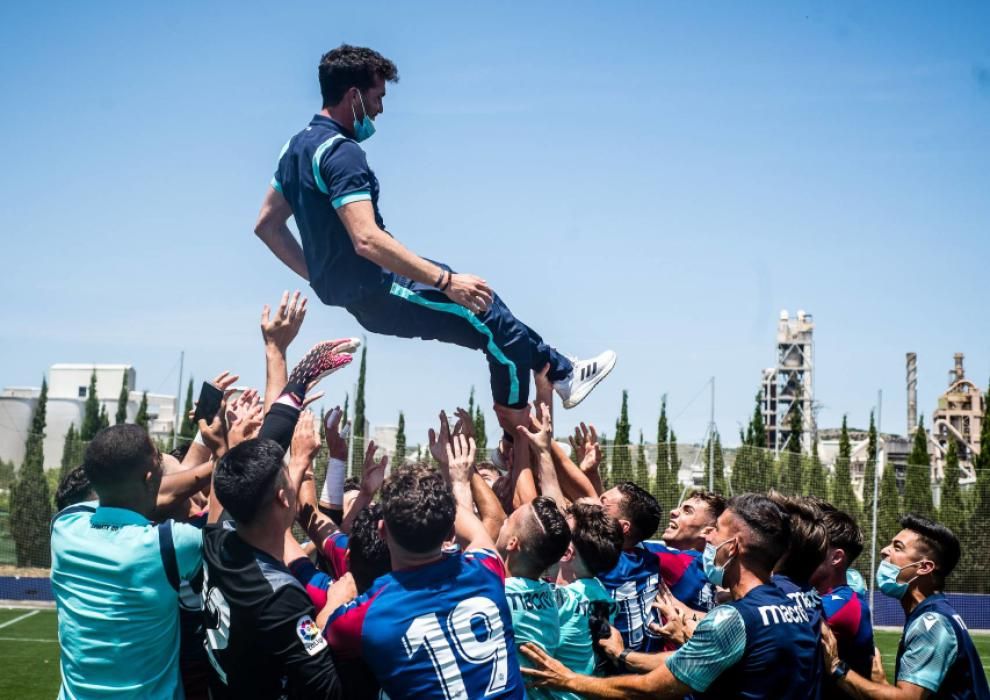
193,381 -> 224,425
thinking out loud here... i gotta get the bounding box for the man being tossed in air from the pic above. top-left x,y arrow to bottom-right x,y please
255,44 -> 615,414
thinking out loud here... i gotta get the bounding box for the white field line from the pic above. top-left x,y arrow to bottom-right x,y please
0,609 -> 39,630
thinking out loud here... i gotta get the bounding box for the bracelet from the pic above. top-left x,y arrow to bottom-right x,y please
434,268 -> 446,288
439,269 -> 452,292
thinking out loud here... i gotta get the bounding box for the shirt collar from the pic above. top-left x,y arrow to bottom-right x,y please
90,506 -> 151,528
309,113 -> 349,135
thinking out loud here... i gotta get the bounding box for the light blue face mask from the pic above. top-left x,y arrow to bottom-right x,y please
876,559 -> 925,599
702,537 -> 736,587
351,91 -> 376,142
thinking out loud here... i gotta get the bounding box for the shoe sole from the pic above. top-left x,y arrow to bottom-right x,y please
562,354 -> 617,409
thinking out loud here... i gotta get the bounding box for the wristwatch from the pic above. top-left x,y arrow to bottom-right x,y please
831,660 -> 849,681
618,648 -> 632,669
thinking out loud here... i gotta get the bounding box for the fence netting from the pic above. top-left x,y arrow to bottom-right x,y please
2,435 -> 987,630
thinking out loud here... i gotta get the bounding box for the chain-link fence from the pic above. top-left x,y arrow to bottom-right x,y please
2,435 -> 988,630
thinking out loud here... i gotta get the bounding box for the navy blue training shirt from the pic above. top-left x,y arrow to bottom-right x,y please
273,115 -> 389,307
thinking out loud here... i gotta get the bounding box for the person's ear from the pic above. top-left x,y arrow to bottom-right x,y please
618,519 -> 632,537
378,519 -> 387,540
277,487 -> 290,510
832,548 -> 846,568
917,559 -> 937,577
560,542 -> 575,564
700,525 -> 715,538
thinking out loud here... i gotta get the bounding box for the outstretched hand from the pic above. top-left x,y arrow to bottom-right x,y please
445,434 -> 477,484
290,411 -> 322,468
444,273 -> 493,315
569,422 -> 602,473
518,643 -> 576,689
516,403 -> 553,454
360,441 -> 388,497
428,411 -> 454,468
324,407 -> 348,461
261,290 -> 307,352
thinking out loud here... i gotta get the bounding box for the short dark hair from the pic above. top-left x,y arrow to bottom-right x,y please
343,477 -> 361,494
170,443 -> 191,463
616,482 -> 662,541
55,465 -> 93,511
567,502 -> 623,575
348,503 -> 391,593
380,465 -> 455,554
686,489 -> 727,521
767,492 -> 828,582
727,493 -> 791,573
522,497 -> 571,572
319,44 -> 399,107
83,424 -> 158,491
822,508 -> 864,565
214,439 -> 287,525
900,513 -> 960,580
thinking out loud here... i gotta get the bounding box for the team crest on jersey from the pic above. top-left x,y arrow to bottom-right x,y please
297,615 -> 328,656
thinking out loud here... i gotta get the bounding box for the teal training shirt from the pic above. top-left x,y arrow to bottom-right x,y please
51,503 -> 203,699
506,576 -> 560,700
551,577 -> 616,700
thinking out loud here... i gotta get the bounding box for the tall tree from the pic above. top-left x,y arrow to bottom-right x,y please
395,411 -> 407,464
635,431 -> 650,492
98,404 -> 110,431
10,378 -> 53,566
80,370 -> 101,440
734,392 -> 766,494
135,391 -> 150,430
669,429 -> 682,496
612,391 -> 632,483
473,407 -> 488,451
351,346 -> 368,477
780,402 -> 804,495
702,431 -> 726,495
805,437 -> 827,497
655,397 -> 677,508
939,440 -> 964,536
59,423 -> 85,480
115,374 -> 129,424
904,415 -> 934,517
964,381 -> 990,592
178,378 -> 196,440
862,410 -> 878,517
877,459 -> 901,546
832,415 -> 858,515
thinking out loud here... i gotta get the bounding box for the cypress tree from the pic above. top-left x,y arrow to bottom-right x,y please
904,416 -> 934,518
805,437 -> 827,497
862,411 -> 878,516
781,403 -> 803,495
80,370 -> 101,440
599,432 -> 611,488
669,429 -> 682,494
877,459 -> 901,546
395,412 -> 407,464
702,431 -> 726,495
832,415 -> 858,515
635,431 -> 650,492
965,382 -> 990,592
0,459 -> 14,490
10,378 -> 53,566
59,423 -> 84,480
135,391 -> 150,430
115,374 -> 129,425
473,407 -> 488,451
939,440 -> 964,536
179,378 -> 196,440
342,393 -> 349,430
98,404 -> 110,431
351,346 -> 368,477
655,397 -> 676,507
612,391 -> 632,484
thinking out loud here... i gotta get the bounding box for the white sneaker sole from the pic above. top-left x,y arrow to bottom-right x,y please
562,353 -> 617,409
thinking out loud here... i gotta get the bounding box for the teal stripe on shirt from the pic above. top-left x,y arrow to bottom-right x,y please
388,283 -> 520,405
331,191 -> 371,209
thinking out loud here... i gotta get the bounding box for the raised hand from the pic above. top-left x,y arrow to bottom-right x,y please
444,273 -> 493,316
290,411 -> 322,467
445,434 -> 477,484
227,397 -> 263,448
261,290 -> 307,353
533,363 -> 553,414
198,399 -> 228,457
428,411 -> 454,467
323,407 -> 348,461
360,441 -> 388,497
570,422 -> 602,474
452,407 -> 475,440
516,402 -> 553,454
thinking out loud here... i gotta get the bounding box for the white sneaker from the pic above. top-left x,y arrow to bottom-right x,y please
554,350 -> 617,409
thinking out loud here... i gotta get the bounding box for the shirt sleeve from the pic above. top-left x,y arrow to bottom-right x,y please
464,548 -> 507,583
896,612 -> 959,693
171,521 -> 204,581
666,606 -> 747,692
822,590 -> 861,641
321,532 -> 350,580
288,557 -> 332,611
324,585 -> 384,661
271,138 -> 291,194
261,587 -> 342,700
320,140 -> 374,209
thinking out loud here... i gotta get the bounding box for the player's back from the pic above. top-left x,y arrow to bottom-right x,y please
326,548 -> 525,700
598,545 -> 664,652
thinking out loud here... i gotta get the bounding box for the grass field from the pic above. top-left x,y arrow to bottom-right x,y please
0,607 -> 988,698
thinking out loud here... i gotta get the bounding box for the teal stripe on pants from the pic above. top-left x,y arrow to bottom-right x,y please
388,283 -> 520,405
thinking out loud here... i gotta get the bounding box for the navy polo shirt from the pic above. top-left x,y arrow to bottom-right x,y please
273,115 -> 389,307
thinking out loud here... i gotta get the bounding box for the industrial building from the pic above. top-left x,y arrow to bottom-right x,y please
0,364 -> 177,470
760,310 -> 815,454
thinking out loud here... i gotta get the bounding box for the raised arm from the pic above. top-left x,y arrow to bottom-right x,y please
336,201 -> 492,314
339,441 -> 387,534
569,422 -> 605,496
446,433 -> 497,553
516,402 -> 566,506
261,291 -> 307,413
254,186 -> 309,281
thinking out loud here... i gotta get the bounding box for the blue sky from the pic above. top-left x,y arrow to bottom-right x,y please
1,1 -> 988,450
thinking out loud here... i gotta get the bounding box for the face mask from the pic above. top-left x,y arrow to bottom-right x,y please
702,537 -> 736,587
351,91 -> 376,142
876,559 -> 924,599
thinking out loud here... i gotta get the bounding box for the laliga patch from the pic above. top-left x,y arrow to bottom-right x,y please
297,615 -> 328,656
923,613 -> 938,632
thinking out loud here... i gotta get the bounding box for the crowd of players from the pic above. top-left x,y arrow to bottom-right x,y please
49,292 -> 988,699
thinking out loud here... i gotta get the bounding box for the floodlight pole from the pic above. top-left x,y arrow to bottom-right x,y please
869,389 -> 883,624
